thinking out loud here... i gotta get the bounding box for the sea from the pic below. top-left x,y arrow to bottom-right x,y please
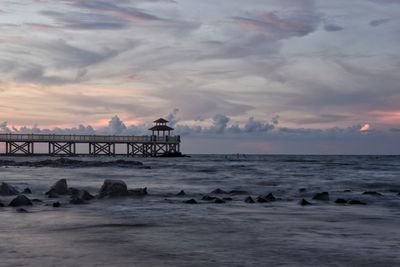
0,155 -> 399,267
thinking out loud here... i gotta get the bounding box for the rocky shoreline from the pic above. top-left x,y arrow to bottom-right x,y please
1,179 -> 397,213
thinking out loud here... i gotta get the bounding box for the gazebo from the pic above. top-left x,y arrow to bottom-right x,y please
149,118 -> 174,137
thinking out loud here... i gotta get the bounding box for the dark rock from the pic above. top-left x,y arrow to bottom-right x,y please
16,208 -> 28,213
298,188 -> 307,193
79,190 -> 95,201
222,197 -> 233,201
312,192 -> 330,201
202,195 -> 217,201
47,179 -> 68,195
68,187 -> 80,196
299,199 -> 312,206
98,179 -> 128,198
344,190 -> 352,192
70,196 -> 86,205
46,190 -> 59,198
335,198 -> 347,204
52,202 -> 61,208
263,193 -> 276,201
176,190 -> 186,196
0,182 -> 19,196
210,188 -> 228,194
127,187 -> 147,197
229,190 -> 249,195
245,196 -> 255,203
362,191 -> 383,196
348,199 -> 366,205
9,195 -> 33,207
32,199 -> 43,203
22,188 -> 32,194
214,198 -> 225,204
184,199 -> 197,204
256,196 -> 268,203
0,201 -> 4,207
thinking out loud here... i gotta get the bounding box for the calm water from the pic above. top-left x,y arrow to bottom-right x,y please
0,155 -> 400,267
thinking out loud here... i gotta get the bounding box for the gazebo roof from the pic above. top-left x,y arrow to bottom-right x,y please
149,125 -> 174,131
154,118 -> 169,123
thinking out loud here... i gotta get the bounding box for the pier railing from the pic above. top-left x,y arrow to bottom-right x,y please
0,133 -> 180,143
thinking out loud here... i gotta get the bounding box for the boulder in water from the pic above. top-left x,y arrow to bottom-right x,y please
52,202 -> 61,208
0,182 -> 19,196
348,199 -> 366,205
214,198 -> 225,204
16,208 -> 28,213
0,201 -> 4,207
202,195 -> 216,201
362,191 -> 383,196
9,195 -> 32,207
222,197 -> 233,201
32,199 -> 43,203
299,199 -> 312,206
298,188 -> 307,193
47,179 -> 68,195
245,196 -> 255,203
184,199 -> 197,204
176,190 -> 186,196
79,190 -> 95,201
67,187 -> 80,196
22,188 -> 32,194
335,198 -> 347,204
70,196 -> 86,205
98,179 -> 128,198
210,188 -> 228,194
127,187 -> 147,197
312,192 -> 330,201
229,190 -> 249,195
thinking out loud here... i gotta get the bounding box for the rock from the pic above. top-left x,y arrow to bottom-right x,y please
184,199 -> 197,204
79,190 -> 95,201
348,199 -> 366,205
245,196 -> 255,203
176,190 -> 186,196
202,195 -> 216,201
9,195 -> 33,207
52,202 -> 61,207
222,197 -> 233,201
0,182 -> 19,196
47,179 -> 68,195
263,193 -> 276,201
68,187 -> 80,196
214,198 -> 225,204
362,191 -> 383,196
22,188 -> 32,194
46,190 -> 59,198
299,199 -> 312,206
98,179 -> 128,198
0,201 -> 4,207
298,188 -> 307,193
127,187 -> 147,197
70,196 -> 86,205
229,190 -> 249,195
16,208 -> 28,213
344,190 -> 352,192
210,188 -> 228,194
335,198 -> 347,204
32,199 -> 43,203
312,192 -> 330,201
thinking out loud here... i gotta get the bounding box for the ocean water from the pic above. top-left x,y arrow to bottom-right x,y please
0,155 -> 399,267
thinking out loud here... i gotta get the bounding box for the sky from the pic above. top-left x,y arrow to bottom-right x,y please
0,0 -> 399,154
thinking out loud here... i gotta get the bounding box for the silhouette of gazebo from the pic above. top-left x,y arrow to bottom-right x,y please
149,118 -> 174,137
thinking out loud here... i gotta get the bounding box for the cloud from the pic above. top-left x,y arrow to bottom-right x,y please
390,127 -> 400,132
234,11 -> 320,40
324,24 -> 344,32
360,123 -> 371,132
369,18 -> 392,27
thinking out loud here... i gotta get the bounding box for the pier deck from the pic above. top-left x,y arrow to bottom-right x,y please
0,133 -> 180,157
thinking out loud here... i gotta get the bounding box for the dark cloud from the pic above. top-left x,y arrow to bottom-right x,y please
369,18 -> 392,27
390,128 -> 400,132
324,24 -> 344,32
292,114 -> 351,124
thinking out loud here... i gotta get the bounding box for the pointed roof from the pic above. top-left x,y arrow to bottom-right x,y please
154,118 -> 168,123
149,125 -> 174,131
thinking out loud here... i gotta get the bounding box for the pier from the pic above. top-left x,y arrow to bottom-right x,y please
0,118 -> 181,157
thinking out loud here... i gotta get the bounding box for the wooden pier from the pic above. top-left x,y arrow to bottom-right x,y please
0,118 -> 181,157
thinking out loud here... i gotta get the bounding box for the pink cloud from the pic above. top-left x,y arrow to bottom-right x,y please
360,123 -> 371,132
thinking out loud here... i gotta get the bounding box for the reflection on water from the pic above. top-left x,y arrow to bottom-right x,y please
1,155 -> 400,266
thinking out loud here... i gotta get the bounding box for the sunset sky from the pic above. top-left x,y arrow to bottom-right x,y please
0,0 -> 399,154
